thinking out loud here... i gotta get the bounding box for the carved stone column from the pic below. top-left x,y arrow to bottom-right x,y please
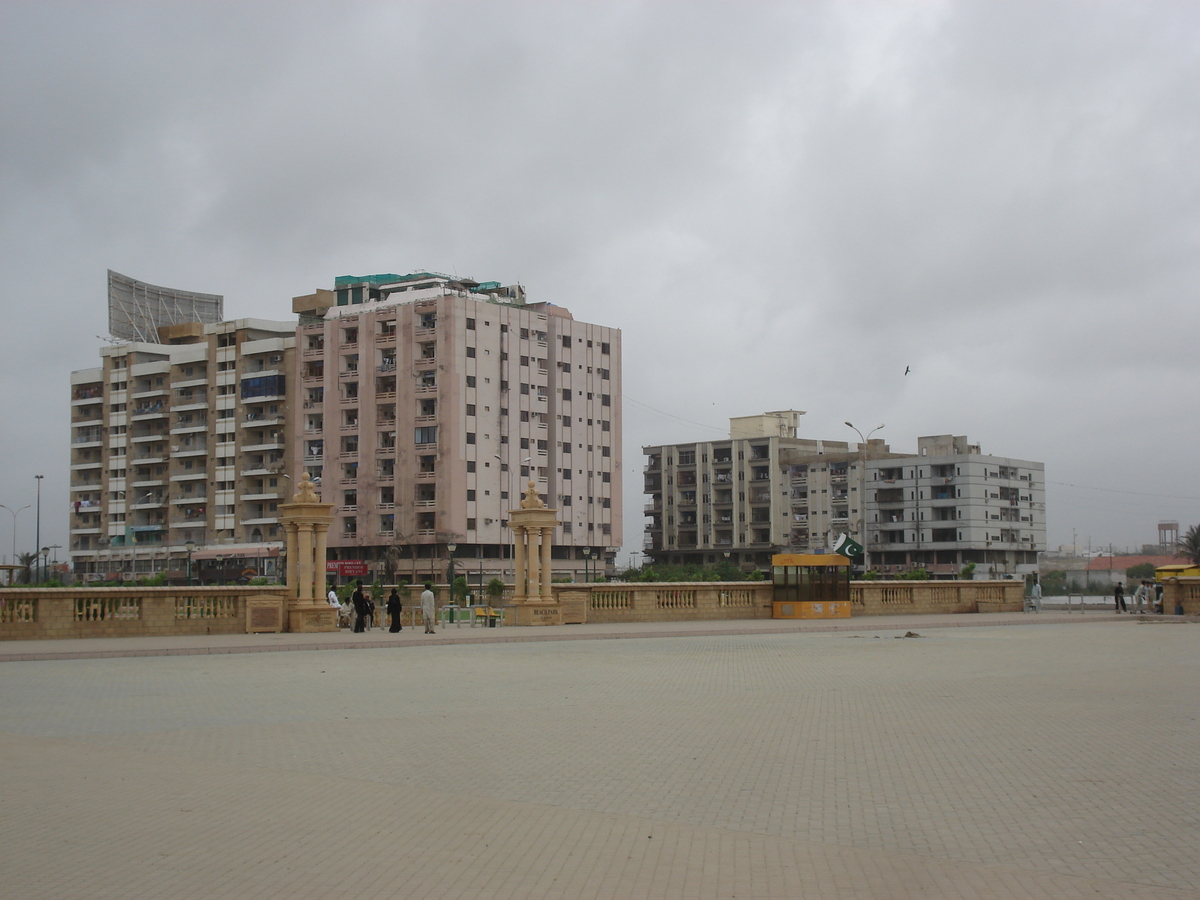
540,525 -> 553,600
507,480 -> 561,625
513,525 -> 527,601
284,523 -> 299,592
278,473 -> 337,632
526,526 -> 540,600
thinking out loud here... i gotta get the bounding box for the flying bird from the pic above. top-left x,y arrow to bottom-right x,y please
904,366 -> 910,376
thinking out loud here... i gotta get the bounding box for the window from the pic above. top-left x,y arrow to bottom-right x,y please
520,438 -> 530,449
241,375 -> 285,399
601,342 -> 610,354
467,518 -> 476,531
601,472 -> 611,483
465,376 -> 476,388
466,318 -> 476,330
466,432 -> 476,445
601,394 -> 611,407
562,335 -> 571,348
601,420 -> 610,432
467,490 -> 476,501
415,426 -> 438,444
466,346 -> 475,358
466,461 -> 476,473
466,404 -> 476,416
601,446 -> 610,457
520,383 -> 529,394
562,388 -> 571,401
520,328 -> 529,339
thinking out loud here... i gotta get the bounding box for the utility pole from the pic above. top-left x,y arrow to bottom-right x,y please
34,475 -> 43,583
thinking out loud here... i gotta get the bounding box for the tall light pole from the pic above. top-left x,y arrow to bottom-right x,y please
447,542 -> 457,604
844,423 -> 884,572
185,538 -> 196,586
0,503 -> 30,564
582,546 -> 591,583
34,475 -> 44,582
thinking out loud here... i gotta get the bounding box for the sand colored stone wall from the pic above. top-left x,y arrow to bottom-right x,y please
0,587 -> 287,640
552,579 -> 1023,625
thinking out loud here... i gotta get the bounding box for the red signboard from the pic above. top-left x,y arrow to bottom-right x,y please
326,560 -> 369,577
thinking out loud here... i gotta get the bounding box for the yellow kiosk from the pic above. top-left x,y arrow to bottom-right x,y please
771,553 -> 852,619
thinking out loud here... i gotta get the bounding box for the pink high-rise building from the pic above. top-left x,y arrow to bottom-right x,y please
292,272 -> 622,588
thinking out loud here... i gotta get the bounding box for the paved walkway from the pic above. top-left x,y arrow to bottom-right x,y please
0,608 -> 1172,662
2,614 -> 1197,898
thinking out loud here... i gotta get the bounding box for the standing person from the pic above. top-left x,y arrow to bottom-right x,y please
1114,581 -> 1127,614
327,584 -> 340,608
1132,580 -> 1147,614
352,579 -> 368,633
387,586 -> 403,633
1028,576 -> 1043,613
1154,581 -> 1164,614
421,581 -> 437,634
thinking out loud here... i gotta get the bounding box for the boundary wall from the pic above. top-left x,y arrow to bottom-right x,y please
0,580 -> 1023,640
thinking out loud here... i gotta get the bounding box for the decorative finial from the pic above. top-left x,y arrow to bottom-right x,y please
520,479 -> 544,509
294,471 -> 320,503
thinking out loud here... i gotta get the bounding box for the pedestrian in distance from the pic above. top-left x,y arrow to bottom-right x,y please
1154,581 -> 1164,614
1114,581 -> 1127,614
327,584 -> 340,608
421,581 -> 437,634
387,586 -> 402,633
352,579 -> 369,633
1132,580 -> 1147,614
1027,576 -> 1043,613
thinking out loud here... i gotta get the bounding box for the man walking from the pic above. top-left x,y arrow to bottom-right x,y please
1114,581 -> 1127,614
421,581 -> 437,634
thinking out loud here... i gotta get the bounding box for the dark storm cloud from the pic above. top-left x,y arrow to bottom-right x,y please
2,1 -> 1198,559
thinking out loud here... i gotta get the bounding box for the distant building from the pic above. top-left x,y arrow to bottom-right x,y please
69,317 -> 295,582
644,413 -> 1046,578
292,272 -> 622,585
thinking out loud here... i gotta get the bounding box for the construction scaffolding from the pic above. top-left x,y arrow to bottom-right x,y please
107,269 -> 223,343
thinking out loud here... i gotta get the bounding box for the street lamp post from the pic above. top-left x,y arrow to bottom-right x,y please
844,423 -> 885,572
447,542 -> 457,604
34,475 -> 44,582
582,546 -> 591,583
0,503 -> 30,565
185,539 -> 196,586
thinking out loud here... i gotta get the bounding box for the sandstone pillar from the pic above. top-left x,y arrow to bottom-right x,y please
278,473 -> 337,632
513,525 -> 527,601
507,480 -> 561,625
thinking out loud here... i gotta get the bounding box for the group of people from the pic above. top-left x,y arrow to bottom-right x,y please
326,581 -> 440,634
1113,580 -> 1163,614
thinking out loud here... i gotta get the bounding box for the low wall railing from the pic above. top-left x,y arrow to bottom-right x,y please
0,587 -> 287,641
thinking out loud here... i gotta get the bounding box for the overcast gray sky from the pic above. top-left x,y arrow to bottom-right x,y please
2,0 -> 1198,565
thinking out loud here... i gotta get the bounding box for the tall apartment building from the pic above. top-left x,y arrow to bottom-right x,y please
69,319 -> 295,582
644,412 -> 1044,578
292,272 -> 622,585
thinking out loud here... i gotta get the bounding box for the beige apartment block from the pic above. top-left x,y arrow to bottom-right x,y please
69,319 -> 296,582
292,272 -> 622,587
645,413 -> 1045,578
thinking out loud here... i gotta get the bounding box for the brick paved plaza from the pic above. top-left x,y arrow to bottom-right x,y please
2,617 -> 1198,899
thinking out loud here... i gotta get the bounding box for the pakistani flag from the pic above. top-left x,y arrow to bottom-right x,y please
833,533 -> 863,558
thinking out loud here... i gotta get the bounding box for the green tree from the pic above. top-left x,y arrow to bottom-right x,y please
486,577 -> 505,604
16,552 -> 36,584
1177,524 -> 1200,565
1125,562 -> 1156,580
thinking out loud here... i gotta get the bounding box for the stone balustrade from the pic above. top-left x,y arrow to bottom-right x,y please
0,586 -> 287,640
550,579 -> 1023,624
0,579 -> 1025,640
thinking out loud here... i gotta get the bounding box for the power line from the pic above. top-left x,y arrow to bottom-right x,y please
622,395 -> 726,434
1047,480 -> 1200,503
